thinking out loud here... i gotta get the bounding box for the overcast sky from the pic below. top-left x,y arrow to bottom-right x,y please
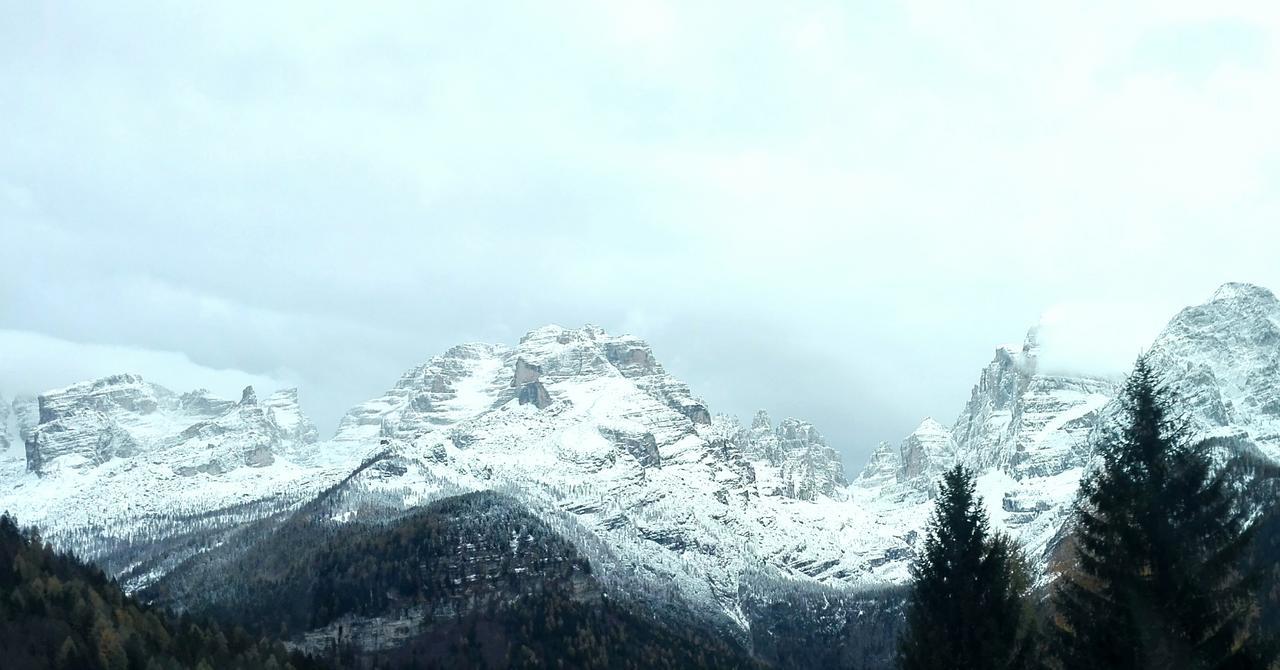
3,2 -> 1280,470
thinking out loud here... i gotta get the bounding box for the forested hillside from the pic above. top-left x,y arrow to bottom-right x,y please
145,490 -> 764,669
0,513 -> 325,670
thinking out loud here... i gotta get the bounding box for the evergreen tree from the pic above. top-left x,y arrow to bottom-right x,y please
1053,355 -> 1272,669
899,465 -> 1039,670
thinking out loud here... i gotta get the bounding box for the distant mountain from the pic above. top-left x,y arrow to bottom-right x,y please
2,282 -> 1277,666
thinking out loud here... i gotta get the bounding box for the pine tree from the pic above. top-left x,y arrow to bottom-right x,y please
1053,355 -> 1272,669
899,464 -> 1039,670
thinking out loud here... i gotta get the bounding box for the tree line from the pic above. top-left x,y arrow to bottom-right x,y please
898,355 -> 1278,669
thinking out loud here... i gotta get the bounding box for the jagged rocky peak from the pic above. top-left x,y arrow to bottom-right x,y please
949,332 -> 1036,467
514,325 -> 617,381
167,386 -> 322,474
946,325 -> 1115,479
855,417 -> 956,493
737,409 -> 847,500
1147,281 -> 1280,458
1211,281 -> 1278,305
899,417 -> 957,482
860,420 -> 962,497
745,410 -> 778,460
774,417 -> 847,500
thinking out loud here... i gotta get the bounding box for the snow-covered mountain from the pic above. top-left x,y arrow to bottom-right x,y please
1,282 -> 1277,630
1147,282 -> 1280,460
852,282 -> 1280,578
0,375 -> 359,588
311,325 -> 888,624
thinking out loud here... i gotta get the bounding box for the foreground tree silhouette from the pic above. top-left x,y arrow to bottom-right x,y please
1053,355 -> 1272,669
899,465 -> 1039,670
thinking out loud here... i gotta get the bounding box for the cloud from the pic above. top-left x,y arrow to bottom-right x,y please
2,2 -> 1280,467
1033,300 -> 1181,378
0,329 -> 288,402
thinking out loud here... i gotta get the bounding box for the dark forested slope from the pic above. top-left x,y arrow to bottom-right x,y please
145,490 -> 764,669
0,513 -> 324,670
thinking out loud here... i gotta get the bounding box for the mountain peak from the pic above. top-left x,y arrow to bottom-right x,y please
518,323 -> 610,346
1210,281 -> 1276,305
913,417 -> 950,436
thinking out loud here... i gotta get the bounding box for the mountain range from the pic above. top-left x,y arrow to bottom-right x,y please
2,281 -> 1278,662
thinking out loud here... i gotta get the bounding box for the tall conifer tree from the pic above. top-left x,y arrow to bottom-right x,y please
899,465 -> 1039,670
1053,355 -> 1272,669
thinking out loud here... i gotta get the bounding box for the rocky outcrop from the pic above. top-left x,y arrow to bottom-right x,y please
598,424 -> 661,468
855,440 -> 901,489
517,381 -> 552,409
36,374 -> 167,424
334,326 -> 715,447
